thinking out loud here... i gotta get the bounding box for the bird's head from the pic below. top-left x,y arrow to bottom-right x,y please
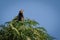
19,9 -> 24,14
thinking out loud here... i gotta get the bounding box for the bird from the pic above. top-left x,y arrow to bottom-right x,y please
13,9 -> 24,22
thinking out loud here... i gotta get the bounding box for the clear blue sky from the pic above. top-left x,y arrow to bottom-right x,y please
0,0 -> 60,40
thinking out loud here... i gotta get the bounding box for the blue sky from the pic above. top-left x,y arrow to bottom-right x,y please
0,0 -> 60,40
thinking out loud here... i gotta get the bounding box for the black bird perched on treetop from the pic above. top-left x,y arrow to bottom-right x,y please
13,9 -> 24,22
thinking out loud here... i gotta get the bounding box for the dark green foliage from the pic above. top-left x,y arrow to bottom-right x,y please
0,18 -> 55,40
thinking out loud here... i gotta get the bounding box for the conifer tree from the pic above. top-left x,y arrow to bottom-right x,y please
0,10 -> 55,40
